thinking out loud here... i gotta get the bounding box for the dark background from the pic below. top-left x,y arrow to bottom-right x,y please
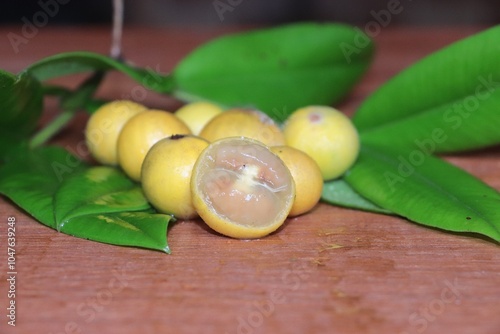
1,0 -> 499,27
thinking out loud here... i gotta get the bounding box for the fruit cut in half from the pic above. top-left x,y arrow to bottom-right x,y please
191,137 -> 296,239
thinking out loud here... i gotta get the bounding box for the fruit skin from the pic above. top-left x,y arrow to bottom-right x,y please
199,108 -> 285,146
271,146 -> 323,216
174,101 -> 223,135
117,110 -> 191,182
191,137 -> 295,239
283,106 -> 360,181
85,100 -> 147,165
141,135 -> 209,219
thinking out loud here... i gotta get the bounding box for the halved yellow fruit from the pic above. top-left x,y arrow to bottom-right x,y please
191,137 -> 295,239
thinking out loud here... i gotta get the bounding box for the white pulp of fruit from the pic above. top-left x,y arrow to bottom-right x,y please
200,141 -> 292,228
233,164 -> 260,193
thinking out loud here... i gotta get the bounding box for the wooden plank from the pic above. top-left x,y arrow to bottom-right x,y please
0,26 -> 499,334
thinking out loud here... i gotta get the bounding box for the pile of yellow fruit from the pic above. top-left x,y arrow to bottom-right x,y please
84,100 -> 360,239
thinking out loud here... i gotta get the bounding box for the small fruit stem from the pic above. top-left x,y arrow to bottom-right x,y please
169,134 -> 187,140
29,72 -> 104,148
29,109 -> 76,149
42,84 -> 71,97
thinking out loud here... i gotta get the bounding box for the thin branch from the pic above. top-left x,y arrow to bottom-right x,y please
110,0 -> 124,59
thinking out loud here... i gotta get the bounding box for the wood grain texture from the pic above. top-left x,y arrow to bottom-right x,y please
1,25 -> 499,334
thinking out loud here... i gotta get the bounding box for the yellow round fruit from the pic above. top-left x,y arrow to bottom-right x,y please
174,101 -> 224,135
191,137 -> 295,239
271,146 -> 323,216
141,135 -> 209,219
85,100 -> 147,165
283,106 -> 360,181
117,110 -> 191,181
199,108 -> 285,146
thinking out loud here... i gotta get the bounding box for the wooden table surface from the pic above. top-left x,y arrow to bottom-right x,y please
1,25 -> 499,334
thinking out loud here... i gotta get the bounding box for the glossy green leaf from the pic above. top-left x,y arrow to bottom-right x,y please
54,166 -> 150,230
0,132 -> 28,161
321,178 -> 392,214
0,146 -> 88,228
173,22 -> 374,122
60,211 -> 171,253
354,25 -> 500,153
0,69 -> 43,135
345,143 -> 500,242
0,148 -> 171,253
23,24 -> 372,123
26,51 -> 174,93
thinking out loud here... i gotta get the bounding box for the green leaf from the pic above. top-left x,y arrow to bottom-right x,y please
0,148 -> 171,253
23,23 -> 372,123
54,166 -> 150,230
354,25 -> 500,153
26,51 -> 174,93
60,211 -> 171,253
54,165 -> 171,252
345,143 -> 500,243
321,178 -> 392,214
0,69 -> 43,135
0,146 -> 88,228
173,22 -> 374,122
0,132 -> 28,161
